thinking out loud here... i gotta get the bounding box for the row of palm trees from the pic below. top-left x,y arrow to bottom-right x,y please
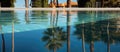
25,0 -> 72,8
24,0 -> 120,8
0,0 -> 119,7
0,0 -> 15,7
21,0 -> 120,8
41,11 -> 120,52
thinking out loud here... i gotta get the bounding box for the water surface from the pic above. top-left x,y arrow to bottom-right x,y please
0,10 -> 120,52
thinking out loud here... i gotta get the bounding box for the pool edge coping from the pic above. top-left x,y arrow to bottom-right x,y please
0,8 -> 120,11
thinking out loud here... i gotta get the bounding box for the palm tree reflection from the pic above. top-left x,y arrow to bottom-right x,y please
30,10 -> 48,24
74,11 -> 87,52
42,27 -> 66,52
25,10 -> 30,24
75,11 -> 120,52
74,11 -> 101,52
12,20 -> 14,52
0,10 -> 18,52
67,10 -> 71,52
42,10 -> 67,52
107,19 -> 110,52
0,25 -> 5,52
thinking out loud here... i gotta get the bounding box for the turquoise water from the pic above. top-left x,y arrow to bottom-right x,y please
0,10 -> 120,52
0,10 -> 119,33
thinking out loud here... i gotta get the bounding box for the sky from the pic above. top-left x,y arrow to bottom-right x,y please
15,0 -> 77,8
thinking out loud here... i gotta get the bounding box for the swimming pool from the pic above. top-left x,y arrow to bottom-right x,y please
0,10 -> 120,52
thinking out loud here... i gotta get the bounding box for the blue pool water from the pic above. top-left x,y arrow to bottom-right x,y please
0,10 -> 120,52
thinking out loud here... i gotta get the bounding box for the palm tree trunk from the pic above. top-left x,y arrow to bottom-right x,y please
90,11 -> 96,52
53,0 -> 56,4
25,0 -> 29,8
41,0 -> 44,7
50,11 -> 53,26
67,0 -> 71,7
102,0 -> 104,7
50,0 -> 52,7
0,26 -> 5,52
12,21 -> 14,52
53,47 -> 56,52
82,22 -> 86,52
25,10 -> 29,23
51,0 -> 53,3
107,33 -> 110,52
53,11 -> 56,27
1,33 -> 5,52
56,0 -> 59,7
67,11 -> 71,52
0,2 -> 1,7
90,40 -> 94,52
107,20 -> 110,52
55,11 -> 59,26
53,0 -> 56,7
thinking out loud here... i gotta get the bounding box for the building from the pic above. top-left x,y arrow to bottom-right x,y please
49,1 -> 78,7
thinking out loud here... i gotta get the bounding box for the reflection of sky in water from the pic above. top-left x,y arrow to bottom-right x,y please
0,10 -> 120,52
15,0 -> 77,8
0,10 -> 120,33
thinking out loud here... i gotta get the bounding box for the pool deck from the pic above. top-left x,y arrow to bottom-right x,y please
0,8 -> 120,11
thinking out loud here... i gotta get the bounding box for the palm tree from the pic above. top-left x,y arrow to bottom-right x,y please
74,23 -> 86,52
74,22 -> 100,52
1,33 -> 5,52
0,11 -> 18,25
74,11 -> 92,52
12,20 -> 14,52
30,10 -> 48,24
25,0 -> 29,8
1,0 -> 16,7
67,0 -> 71,7
101,0 -> 105,7
0,11 -> 18,52
67,11 -> 71,52
0,1 -> 1,7
0,26 -> 5,52
81,22 -> 86,52
42,27 -> 66,52
56,0 -> 59,7
31,0 -> 48,7
84,11 -> 101,52
10,0 -> 16,7
53,0 -> 59,7
50,0 -> 53,5
77,0 -> 89,7
55,11 -> 59,26
42,10 -> 66,52
107,20 -> 110,52
25,10 -> 30,24
91,0 -> 96,7
99,20 -> 111,52
53,0 -> 56,5
85,23 -> 100,52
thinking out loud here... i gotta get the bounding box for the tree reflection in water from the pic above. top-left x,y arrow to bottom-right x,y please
67,10 -> 71,52
30,10 -> 48,24
25,10 -> 30,24
74,11 -> 120,52
0,10 -> 18,52
0,26 -> 5,52
0,10 -> 120,52
42,10 -> 67,52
